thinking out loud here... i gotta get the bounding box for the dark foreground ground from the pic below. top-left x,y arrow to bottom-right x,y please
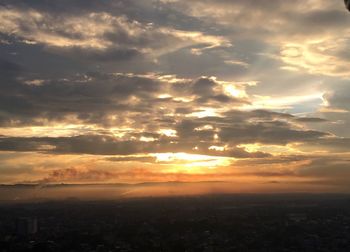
1,194 -> 350,251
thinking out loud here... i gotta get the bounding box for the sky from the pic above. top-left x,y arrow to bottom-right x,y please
0,0 -> 350,193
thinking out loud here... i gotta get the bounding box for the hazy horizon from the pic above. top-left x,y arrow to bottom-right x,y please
0,180 -> 349,202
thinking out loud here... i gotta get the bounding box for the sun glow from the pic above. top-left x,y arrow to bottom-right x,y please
158,129 -> 177,137
153,152 -> 230,170
224,84 -> 245,98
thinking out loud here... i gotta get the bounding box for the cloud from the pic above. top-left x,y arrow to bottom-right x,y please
107,156 -> 157,163
0,65 -> 161,126
39,168 -> 115,183
295,117 -> 327,123
323,84 -> 350,112
0,60 -> 335,159
0,0 -> 349,188
0,62 -> 251,127
0,108 -> 333,157
293,157 -> 350,189
0,6 -> 231,62
0,134 -> 263,158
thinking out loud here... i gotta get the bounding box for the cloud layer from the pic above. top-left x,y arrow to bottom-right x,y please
0,0 -> 349,190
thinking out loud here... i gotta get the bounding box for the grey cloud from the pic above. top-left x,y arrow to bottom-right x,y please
300,9 -> 348,28
323,85 -> 350,111
1,0 -> 208,33
300,137 -> 350,153
218,122 -> 329,145
172,77 -> 248,105
0,64 -> 251,127
316,82 -> 350,138
177,110 -> 330,145
297,158 -> 350,183
0,60 -> 335,156
235,155 -> 308,166
0,3 -> 231,74
223,109 -> 294,121
0,64 -> 163,126
192,78 -> 246,104
234,155 -> 350,185
107,156 -> 157,163
175,107 -> 196,114
295,117 -> 327,123
41,168 -> 115,183
59,47 -> 142,62
0,134 -> 269,159
192,78 -> 216,96
156,46 -> 249,79
0,135 -> 150,155
0,102 -> 340,158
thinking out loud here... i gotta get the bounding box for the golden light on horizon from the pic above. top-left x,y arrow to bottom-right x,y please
153,152 -> 231,174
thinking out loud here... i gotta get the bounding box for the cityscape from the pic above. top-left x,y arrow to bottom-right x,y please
1,194 -> 350,251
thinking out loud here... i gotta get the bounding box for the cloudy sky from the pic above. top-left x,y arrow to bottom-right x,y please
0,0 -> 350,192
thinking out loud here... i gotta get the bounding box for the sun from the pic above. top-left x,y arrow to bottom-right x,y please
153,152 -> 230,173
